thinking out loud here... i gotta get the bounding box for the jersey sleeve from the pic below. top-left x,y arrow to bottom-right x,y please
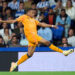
35,20 -> 40,25
16,15 -> 25,22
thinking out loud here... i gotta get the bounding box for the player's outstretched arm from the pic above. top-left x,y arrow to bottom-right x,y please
38,22 -> 58,29
0,19 -> 17,24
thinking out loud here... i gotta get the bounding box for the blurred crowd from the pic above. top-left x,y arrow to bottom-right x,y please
0,0 -> 75,47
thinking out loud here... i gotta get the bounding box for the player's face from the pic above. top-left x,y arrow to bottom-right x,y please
28,10 -> 36,18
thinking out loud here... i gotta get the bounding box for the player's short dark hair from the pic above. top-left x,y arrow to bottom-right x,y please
27,8 -> 37,12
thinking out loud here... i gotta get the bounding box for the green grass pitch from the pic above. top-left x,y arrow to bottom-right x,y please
0,72 -> 75,75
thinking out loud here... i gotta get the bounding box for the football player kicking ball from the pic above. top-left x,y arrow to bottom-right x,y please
0,8 -> 74,72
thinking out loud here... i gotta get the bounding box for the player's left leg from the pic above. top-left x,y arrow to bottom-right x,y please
39,38 -> 74,56
17,46 -> 36,65
10,46 -> 36,72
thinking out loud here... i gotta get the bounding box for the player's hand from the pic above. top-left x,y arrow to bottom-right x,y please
52,25 -> 58,29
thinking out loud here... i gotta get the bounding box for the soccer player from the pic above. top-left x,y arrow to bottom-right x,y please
0,8 -> 74,72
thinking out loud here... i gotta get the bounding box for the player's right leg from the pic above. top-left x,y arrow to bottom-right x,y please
10,46 -> 36,72
39,38 -> 74,56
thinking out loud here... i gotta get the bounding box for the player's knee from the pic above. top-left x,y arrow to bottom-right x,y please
34,42 -> 38,46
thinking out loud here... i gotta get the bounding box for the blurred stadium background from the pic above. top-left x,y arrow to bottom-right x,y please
0,0 -> 75,75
